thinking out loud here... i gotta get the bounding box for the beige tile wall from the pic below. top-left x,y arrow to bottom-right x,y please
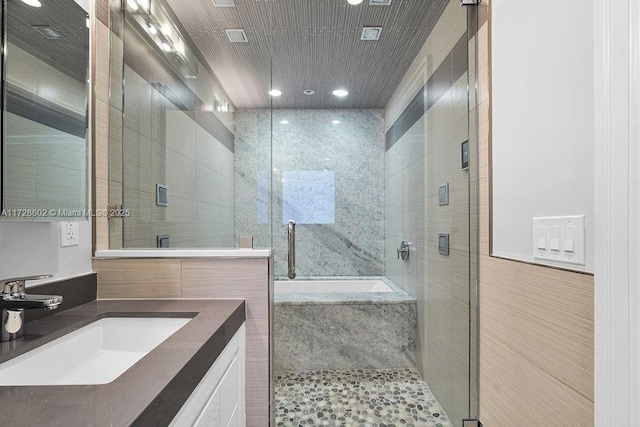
385,1 -> 467,132
421,75 -> 471,427
93,256 -> 273,426
477,0 -> 595,425
385,116 -> 424,297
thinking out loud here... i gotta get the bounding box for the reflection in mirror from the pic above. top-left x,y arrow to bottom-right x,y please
109,0 -> 235,248
1,0 -> 89,220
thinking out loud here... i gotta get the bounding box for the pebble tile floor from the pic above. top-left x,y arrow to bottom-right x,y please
275,369 -> 451,427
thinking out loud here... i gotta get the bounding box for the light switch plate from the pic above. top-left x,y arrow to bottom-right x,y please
60,221 -> 79,247
532,216 -> 585,265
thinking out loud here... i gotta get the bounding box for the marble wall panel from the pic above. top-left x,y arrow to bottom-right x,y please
274,302 -> 416,372
233,110 -> 273,249
235,109 -> 385,278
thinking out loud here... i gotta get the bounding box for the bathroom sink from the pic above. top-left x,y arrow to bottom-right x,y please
0,317 -> 191,386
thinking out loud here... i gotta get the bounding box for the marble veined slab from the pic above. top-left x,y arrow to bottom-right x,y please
274,301 -> 416,371
234,109 -> 385,278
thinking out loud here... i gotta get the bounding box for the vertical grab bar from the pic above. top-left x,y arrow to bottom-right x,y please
287,220 -> 296,279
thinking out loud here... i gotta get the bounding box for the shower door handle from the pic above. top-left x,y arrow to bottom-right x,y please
287,220 -> 296,279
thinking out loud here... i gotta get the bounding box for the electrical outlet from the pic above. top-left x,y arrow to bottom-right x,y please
60,221 -> 79,247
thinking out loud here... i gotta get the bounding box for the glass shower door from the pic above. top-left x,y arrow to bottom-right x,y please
268,1 -> 479,425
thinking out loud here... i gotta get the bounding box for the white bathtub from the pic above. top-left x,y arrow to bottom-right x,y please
274,279 -> 393,294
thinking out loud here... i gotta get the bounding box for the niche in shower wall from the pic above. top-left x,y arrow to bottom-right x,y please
235,109 -> 385,278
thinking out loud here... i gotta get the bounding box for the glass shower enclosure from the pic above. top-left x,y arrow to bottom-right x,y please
109,0 -> 479,424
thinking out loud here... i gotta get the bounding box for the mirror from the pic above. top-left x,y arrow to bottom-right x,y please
1,0 -> 89,220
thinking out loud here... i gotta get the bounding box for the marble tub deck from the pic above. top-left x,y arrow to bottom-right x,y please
274,278 -> 417,371
274,277 -> 414,305
275,369 -> 450,427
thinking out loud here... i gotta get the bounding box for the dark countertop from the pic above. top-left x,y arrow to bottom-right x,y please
0,299 -> 246,427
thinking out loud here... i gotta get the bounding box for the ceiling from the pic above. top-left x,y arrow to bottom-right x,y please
163,0 -> 449,109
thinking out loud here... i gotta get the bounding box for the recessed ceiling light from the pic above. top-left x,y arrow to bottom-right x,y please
369,0 -> 392,5
333,89 -> 349,97
21,0 -> 41,7
303,89 -> 315,96
280,120 -> 289,125
33,25 -> 63,39
268,89 -> 282,97
347,0 -> 364,4
361,27 -> 383,41
332,120 -> 341,124
161,42 -> 173,52
213,0 -> 235,6
225,29 -> 248,43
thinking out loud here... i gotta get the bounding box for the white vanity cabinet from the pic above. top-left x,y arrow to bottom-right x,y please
170,324 -> 246,427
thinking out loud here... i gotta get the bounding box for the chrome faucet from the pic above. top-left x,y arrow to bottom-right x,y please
0,275 -> 63,342
397,241 -> 411,261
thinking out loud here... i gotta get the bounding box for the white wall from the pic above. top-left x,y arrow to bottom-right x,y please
0,221 -> 92,286
491,0 -> 594,272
